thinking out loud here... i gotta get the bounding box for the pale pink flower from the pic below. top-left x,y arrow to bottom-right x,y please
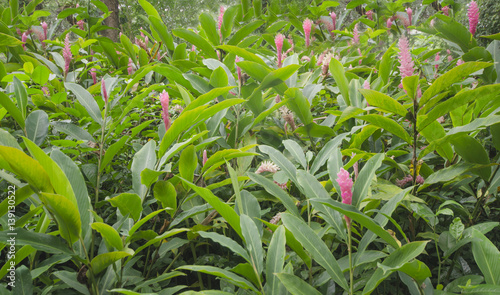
256,161 -> 280,174
160,90 -> 171,131
363,80 -> 370,90
275,33 -> 284,67
442,6 -> 449,16
274,181 -> 287,189
387,18 -> 393,28
435,52 -> 440,71
468,1 -> 479,35
352,23 -> 360,44
173,104 -> 183,113
366,10 -> 373,21
303,18 -> 313,47
22,32 -> 27,50
457,59 -> 464,66
397,36 -> 414,88
406,8 -> 412,25
330,12 -> 336,30
430,18 -> 436,28
218,6 -> 225,41
140,27 -> 145,39
396,12 -> 411,28
63,34 -> 72,76
203,150 -> 208,166
191,45 -> 196,52
336,168 -> 353,226
437,116 -> 445,123
270,212 -> 281,225
321,54 -> 332,76
41,21 -> 48,40
275,95 -> 281,103
416,175 -> 424,184
101,78 -> 108,104
127,58 -> 134,75
279,106 -> 296,131
90,68 -> 97,85
41,86 -> 49,96
77,20 -> 85,30
396,175 -> 413,187
301,56 -> 311,62
235,56 -> 242,84
448,55 -> 453,62
358,48 -> 362,64
317,51 -> 326,66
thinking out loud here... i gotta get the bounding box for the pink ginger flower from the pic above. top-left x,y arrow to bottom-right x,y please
303,18 -> 313,47
21,32 -> 27,50
218,6 -> 225,41
275,95 -> 281,103
275,33 -> 284,68
435,52 -> 440,71
90,68 -> 97,85
62,34 -> 72,76
442,6 -> 449,16
77,19 -> 85,30
387,18 -> 393,28
330,12 -> 336,30
191,45 -> 196,52
140,27 -> 145,39
406,8 -> 412,25
468,1 -> 479,35
235,56 -> 242,84
397,36 -> 414,88
317,51 -> 326,66
366,10 -> 373,21
41,21 -> 48,40
457,59 -> 464,66
41,86 -> 49,96
416,175 -> 424,184
256,161 -> 280,174
160,90 -> 171,131
321,54 -> 332,76
352,23 -> 360,44
101,78 -> 108,104
396,12 -> 411,28
363,80 -> 370,90
358,48 -> 362,64
203,150 -> 208,166
336,168 -> 353,226
127,58 -> 134,75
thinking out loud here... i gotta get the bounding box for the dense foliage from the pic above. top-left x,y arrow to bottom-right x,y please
1,0 -> 500,294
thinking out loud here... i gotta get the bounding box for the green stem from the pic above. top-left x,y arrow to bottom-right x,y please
190,242 -> 204,290
348,224 -> 354,295
94,102 -> 108,204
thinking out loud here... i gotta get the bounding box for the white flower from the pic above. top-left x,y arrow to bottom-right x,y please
256,161 -> 280,174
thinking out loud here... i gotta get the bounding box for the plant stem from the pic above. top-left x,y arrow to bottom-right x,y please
190,242 -> 204,290
95,102 -> 108,204
348,224 -> 354,295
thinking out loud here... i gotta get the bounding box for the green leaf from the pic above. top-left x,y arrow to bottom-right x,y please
218,45 -> 267,66
430,15 -> 477,53
402,76 -> 420,101
138,0 -> 160,18
126,209 -> 165,243
259,145 -> 298,184
379,45 -> 394,86
419,62 -> 492,106
419,120 -> 454,161
283,140 -> 306,169
310,199 -> 400,249
450,135 -> 490,181
285,87 -> 313,126
329,58 -> 350,106
32,65 -> 50,85
120,34 -> 137,65
358,114 -> 412,143
352,153 -> 384,208
176,177 -> 242,239
200,12 -> 219,45
276,273 -> 322,295
471,229 -> 500,285
266,226 -> 286,295
40,192 -> 81,245
0,92 -> 25,128
25,110 -> 48,146
281,213 -> 349,290
131,140 -> 156,201
51,121 -> 95,142
360,89 -> 408,117
13,76 -> 27,119
149,16 -> 175,51
241,215 -> 264,276
461,284 -> 500,294
179,145 -> 197,184
100,136 -> 129,172
65,82 -> 103,125
0,228 -> 72,254
0,32 -> 23,47
108,193 -> 142,221
15,265 -> 33,295
198,231 -> 250,262
177,265 -> 259,292
90,252 -> 131,276
172,29 -> 217,59
185,86 -> 235,111
153,180 -> 177,216
91,222 -> 123,250
362,241 -> 429,294
228,21 -> 264,45
260,65 -> 300,92
310,133 -> 347,175
0,128 -> 22,150
398,259 -> 432,283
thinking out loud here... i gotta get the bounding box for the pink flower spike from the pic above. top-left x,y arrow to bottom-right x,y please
457,59 -> 464,66
406,8 -> 412,25
63,34 -> 72,76
235,56 -> 242,84
435,52 -> 440,71
336,168 -> 353,226
303,18 -> 313,47
140,27 -> 145,39
160,90 -> 171,131
90,68 -> 97,85
275,33 -> 284,68
366,10 -> 373,21
21,32 -> 27,50
442,6 -> 449,16
256,161 -> 280,174
127,58 -> 134,75
363,80 -> 370,90
218,6 -> 225,41
387,18 -> 393,28
353,23 -> 359,44
468,1 -> 479,35
41,21 -> 48,40
397,36 -> 415,88
77,19 -> 85,30
203,150 -> 208,166
330,12 -> 336,30
101,78 -> 108,104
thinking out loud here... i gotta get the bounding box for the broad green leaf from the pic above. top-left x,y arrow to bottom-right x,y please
419,120 -> 454,161
52,271 -> 90,294
200,12 -> 219,45
285,87 -> 313,125
352,153 -> 384,208
108,193 -> 142,221
0,32 -> 23,47
0,128 -> 22,150
461,285 -> 500,294
15,266 -> 33,295
310,133 -> 348,175
283,139 -> 306,169
179,145 -> 197,184
430,15 -> 477,53
198,231 -> 250,262
0,227 -> 72,254
25,110 -> 48,146
402,76 -> 419,100
310,199 -> 400,249
51,121 -> 95,142
40,192 -> 81,245
358,114 -> 412,143
100,136 -> 129,172
126,209 -> 165,243
241,215 -> 264,276
398,259 -> 431,283
260,65 -> 300,92
131,140 -> 156,201
0,92 -> 25,128
276,273 -> 322,295
138,0 -> 160,18
13,76 -> 27,119
362,241 -> 429,294
65,82 -> 103,125
266,226 -> 286,295
91,222 -> 123,250
153,180 -> 177,216
450,135 -> 490,181
120,34 -> 137,65
177,265 -> 259,292
379,45 -> 394,86
172,29 -> 217,59
149,16 -> 175,51
359,89 -> 408,117
281,213 -> 349,290
259,145 -> 298,184
329,58 -> 350,106
185,86 -> 235,111
90,252 -> 131,276
471,229 -> 500,285
228,21 -> 264,45
32,65 -> 50,85
218,45 -> 266,66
